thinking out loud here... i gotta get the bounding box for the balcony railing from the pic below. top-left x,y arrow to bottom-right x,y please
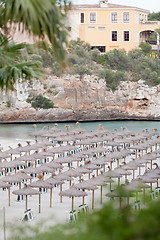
140,21 -> 160,25
146,40 -> 157,45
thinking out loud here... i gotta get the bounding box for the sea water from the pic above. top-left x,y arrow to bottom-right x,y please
0,121 -> 160,140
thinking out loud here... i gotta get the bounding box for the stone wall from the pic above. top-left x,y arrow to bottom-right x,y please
0,75 -> 160,122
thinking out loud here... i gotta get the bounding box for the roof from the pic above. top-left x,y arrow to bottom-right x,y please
71,3 -> 149,13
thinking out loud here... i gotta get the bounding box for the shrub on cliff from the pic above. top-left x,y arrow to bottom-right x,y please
27,94 -> 53,109
99,70 -> 127,91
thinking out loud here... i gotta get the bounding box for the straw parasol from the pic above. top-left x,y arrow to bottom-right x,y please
59,186 -> 87,211
0,160 -> 25,175
0,181 -> 11,206
75,180 -> 98,209
86,173 -> 110,204
29,177 -> 53,211
106,187 -> 135,208
54,173 -> 73,203
13,184 -> 41,211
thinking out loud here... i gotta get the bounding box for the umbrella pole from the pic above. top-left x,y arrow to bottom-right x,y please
39,194 -> 41,213
77,161 -> 79,167
72,196 -> 74,211
119,197 -> 122,209
19,182 -> 21,190
110,162 -> 112,170
8,188 -> 10,207
101,186 -> 103,204
136,192 -> 138,202
143,188 -> 146,205
139,167 -> 141,176
35,161 -> 36,168
117,159 -> 119,167
118,177 -> 120,186
92,190 -> 94,209
136,150 -> 137,158
133,170 -> 135,180
60,184 -> 62,203
150,183 -> 152,192
104,165 -> 105,172
157,179 -> 159,188
97,169 -> 98,176
151,160 -> 152,170
26,195 -> 28,211
70,180 -> 72,187
5,168 -> 6,176
50,188 -> 52,208
110,178 -> 112,191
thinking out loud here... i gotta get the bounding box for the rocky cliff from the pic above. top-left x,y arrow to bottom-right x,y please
0,74 -> 160,122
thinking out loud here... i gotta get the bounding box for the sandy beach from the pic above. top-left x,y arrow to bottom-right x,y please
0,138 -> 109,240
0,135 -> 159,240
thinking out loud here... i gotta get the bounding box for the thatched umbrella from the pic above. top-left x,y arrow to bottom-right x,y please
54,155 -> 77,168
0,152 -> 10,160
64,168 -> 83,186
92,157 -> 109,172
0,181 -> 11,206
84,162 -> 101,178
86,174 -> 110,204
59,186 -> 87,211
106,187 -> 135,208
75,180 -> 98,209
29,125 -> 48,141
13,184 -> 41,211
45,161 -> 64,170
29,178 -> 53,211
2,172 -> 31,189
0,160 -> 25,175
54,173 -> 73,203
125,179 -> 150,204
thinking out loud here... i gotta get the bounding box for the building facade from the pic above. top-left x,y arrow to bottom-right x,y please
67,0 -> 160,52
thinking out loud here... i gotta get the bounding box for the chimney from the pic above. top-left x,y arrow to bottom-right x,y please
100,0 -> 109,8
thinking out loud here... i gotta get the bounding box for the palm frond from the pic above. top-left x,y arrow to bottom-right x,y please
2,0 -> 69,64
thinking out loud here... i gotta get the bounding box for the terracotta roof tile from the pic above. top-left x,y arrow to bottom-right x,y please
71,3 -> 149,12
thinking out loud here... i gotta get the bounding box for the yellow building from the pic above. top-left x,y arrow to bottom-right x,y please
67,0 -> 160,52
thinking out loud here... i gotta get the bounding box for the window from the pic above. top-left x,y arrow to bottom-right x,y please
112,31 -> 117,41
80,13 -> 84,23
123,12 -> 130,23
111,12 -> 118,23
90,12 -> 96,23
98,27 -> 105,30
124,31 -> 129,41
88,27 -> 95,30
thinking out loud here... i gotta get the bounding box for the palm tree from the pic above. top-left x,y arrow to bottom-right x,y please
0,33 -> 41,90
0,0 -> 69,90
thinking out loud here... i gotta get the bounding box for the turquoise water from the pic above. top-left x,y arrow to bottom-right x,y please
0,121 -> 160,140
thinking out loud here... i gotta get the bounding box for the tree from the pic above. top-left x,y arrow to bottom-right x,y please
139,42 -> 152,56
148,12 -> 160,21
0,0 -> 70,90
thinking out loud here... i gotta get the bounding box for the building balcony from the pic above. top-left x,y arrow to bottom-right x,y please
146,40 -> 157,45
140,21 -> 160,25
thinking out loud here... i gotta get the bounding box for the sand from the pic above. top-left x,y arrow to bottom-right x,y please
0,137 -> 158,240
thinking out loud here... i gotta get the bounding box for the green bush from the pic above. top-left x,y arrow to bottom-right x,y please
99,70 -> 127,91
139,42 -> 152,56
104,49 -> 131,71
10,198 -> 160,240
27,94 -> 53,109
6,101 -> 11,108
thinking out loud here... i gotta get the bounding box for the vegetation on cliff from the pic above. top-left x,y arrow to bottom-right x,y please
29,39 -> 160,92
11,198 -> 160,240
